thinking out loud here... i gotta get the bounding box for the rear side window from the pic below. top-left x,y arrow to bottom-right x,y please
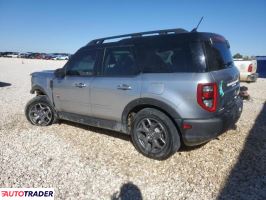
137,40 -> 206,73
204,40 -> 233,71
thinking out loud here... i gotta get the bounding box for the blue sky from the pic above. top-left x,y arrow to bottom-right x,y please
0,0 -> 265,55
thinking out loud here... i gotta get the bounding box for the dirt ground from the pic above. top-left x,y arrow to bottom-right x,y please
0,57 -> 265,200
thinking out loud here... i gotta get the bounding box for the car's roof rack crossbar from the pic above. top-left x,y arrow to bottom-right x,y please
87,28 -> 188,45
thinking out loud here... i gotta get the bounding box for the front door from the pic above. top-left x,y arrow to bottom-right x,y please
90,46 -> 141,121
53,49 -> 97,116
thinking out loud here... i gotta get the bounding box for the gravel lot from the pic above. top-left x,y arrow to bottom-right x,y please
0,57 -> 266,200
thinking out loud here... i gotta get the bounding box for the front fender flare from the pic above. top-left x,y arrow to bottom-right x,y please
30,85 -> 47,95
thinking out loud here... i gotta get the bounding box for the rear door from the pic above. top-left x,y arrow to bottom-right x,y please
90,46 -> 141,121
204,38 -> 240,109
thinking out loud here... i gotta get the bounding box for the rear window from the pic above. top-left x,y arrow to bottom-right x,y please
136,40 -> 206,73
204,40 -> 233,71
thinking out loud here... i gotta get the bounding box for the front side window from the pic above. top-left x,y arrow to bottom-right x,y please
103,46 -> 139,76
66,50 -> 97,76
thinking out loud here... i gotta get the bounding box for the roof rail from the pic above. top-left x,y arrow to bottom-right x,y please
87,28 -> 188,45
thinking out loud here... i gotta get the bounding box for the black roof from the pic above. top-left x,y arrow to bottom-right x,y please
87,28 -> 188,46
83,28 -> 221,50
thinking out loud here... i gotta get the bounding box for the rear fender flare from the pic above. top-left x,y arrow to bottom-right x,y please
121,98 -> 182,133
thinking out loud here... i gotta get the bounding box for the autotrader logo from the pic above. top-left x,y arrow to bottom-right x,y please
0,188 -> 54,199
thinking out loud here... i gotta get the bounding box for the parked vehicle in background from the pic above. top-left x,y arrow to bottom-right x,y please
19,53 -> 31,58
8,52 -> 19,58
51,54 -> 69,60
25,28 -> 243,160
35,53 -> 47,59
27,53 -> 40,59
27,53 -> 46,59
0,52 -> 70,60
1,52 -> 20,58
234,59 -> 258,82
43,54 -> 54,60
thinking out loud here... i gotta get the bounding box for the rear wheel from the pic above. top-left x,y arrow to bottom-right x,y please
25,96 -> 56,126
131,108 -> 180,160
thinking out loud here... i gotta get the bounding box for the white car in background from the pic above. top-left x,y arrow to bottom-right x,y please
234,59 -> 258,82
52,55 -> 69,60
6,52 -> 19,58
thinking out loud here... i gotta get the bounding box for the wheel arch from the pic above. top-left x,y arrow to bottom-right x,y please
121,98 -> 182,134
30,85 -> 47,96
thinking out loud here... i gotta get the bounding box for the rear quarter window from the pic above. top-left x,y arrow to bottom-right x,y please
204,40 -> 233,71
136,40 -> 206,73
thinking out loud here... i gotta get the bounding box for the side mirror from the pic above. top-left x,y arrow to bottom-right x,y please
54,68 -> 65,78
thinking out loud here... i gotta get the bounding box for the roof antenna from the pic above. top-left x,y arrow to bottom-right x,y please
191,16 -> 204,32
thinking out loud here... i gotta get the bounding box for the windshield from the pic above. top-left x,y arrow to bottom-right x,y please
204,40 -> 233,71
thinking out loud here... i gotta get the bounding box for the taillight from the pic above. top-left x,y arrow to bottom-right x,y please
248,64 -> 253,72
197,83 -> 218,112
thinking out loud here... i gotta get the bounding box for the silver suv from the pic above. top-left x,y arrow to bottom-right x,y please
25,28 -> 243,159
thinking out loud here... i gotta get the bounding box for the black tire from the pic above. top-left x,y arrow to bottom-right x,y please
25,95 -> 57,126
131,108 -> 181,160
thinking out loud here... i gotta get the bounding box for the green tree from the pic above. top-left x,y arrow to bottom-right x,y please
233,53 -> 243,59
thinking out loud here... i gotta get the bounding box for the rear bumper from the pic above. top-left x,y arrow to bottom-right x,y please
180,97 -> 243,146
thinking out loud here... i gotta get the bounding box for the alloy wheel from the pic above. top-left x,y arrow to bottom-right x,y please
28,103 -> 52,126
136,118 -> 168,154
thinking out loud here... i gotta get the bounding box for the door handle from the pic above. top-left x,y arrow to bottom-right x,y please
75,83 -> 87,88
117,84 -> 132,90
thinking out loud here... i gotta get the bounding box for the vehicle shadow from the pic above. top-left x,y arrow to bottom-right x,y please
0,82 -> 11,87
111,182 -> 143,200
179,142 -> 207,152
218,102 -> 266,200
60,120 -> 211,152
59,120 -> 130,142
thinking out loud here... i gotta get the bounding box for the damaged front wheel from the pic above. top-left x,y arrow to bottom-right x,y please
25,95 -> 56,126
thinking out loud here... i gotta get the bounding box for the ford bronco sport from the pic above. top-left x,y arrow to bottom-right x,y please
25,28 -> 243,159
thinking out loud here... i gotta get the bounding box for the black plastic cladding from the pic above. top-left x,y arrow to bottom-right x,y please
85,30 -> 223,50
